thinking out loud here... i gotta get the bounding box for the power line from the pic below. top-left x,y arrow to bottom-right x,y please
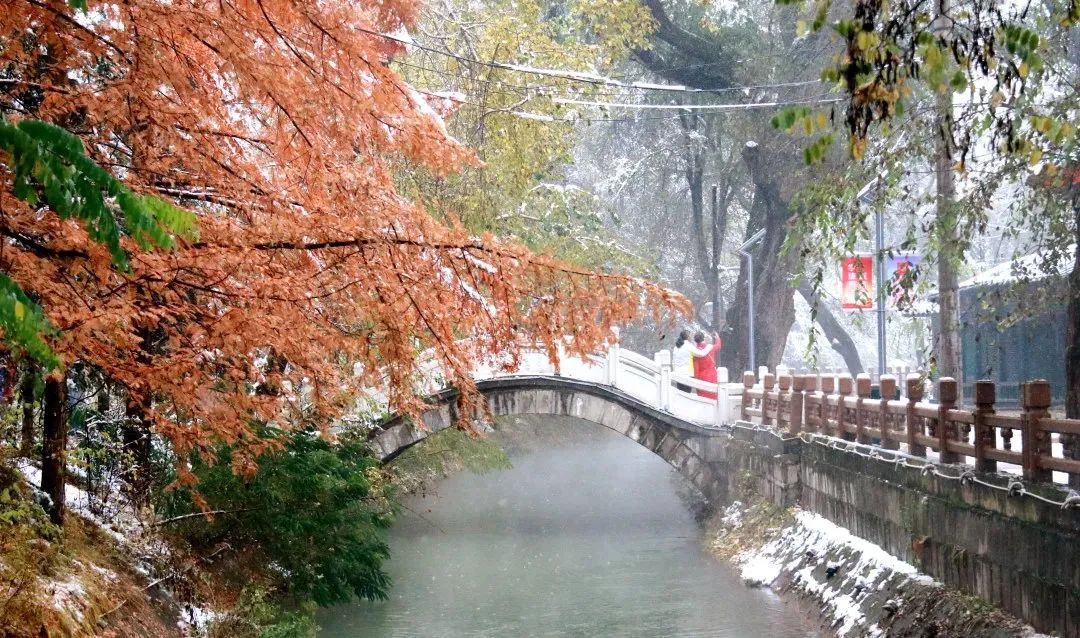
552,95 -> 842,111
365,26 -> 825,95
417,89 -> 842,124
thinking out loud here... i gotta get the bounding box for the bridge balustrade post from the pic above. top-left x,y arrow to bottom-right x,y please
715,367 -> 730,426
837,374 -> 854,442
973,380 -> 996,473
906,375 -> 926,457
855,373 -> 872,444
654,350 -> 672,412
879,375 -> 898,450
789,374 -> 805,435
937,378 -> 960,464
1020,380 -> 1052,483
607,342 -> 620,387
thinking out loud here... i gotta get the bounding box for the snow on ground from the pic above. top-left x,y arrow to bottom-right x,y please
733,507 -> 1052,637
736,509 -> 932,636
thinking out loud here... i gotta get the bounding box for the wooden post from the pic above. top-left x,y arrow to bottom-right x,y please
972,380 -> 996,473
855,373 -> 872,444
741,371 -> 755,422
820,375 -> 836,436
762,372 -> 776,426
880,375 -> 898,450
837,374 -> 854,441
777,373 -> 792,429
1020,380 -> 1052,483
804,373 -> 819,433
937,378 -> 959,463
789,374 -> 805,435
906,376 -> 926,457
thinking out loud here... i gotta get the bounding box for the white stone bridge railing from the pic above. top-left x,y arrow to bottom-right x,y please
467,343 -> 744,428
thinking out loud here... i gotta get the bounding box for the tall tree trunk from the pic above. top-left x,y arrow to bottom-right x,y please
722,142 -> 799,373
934,0 -> 963,398
1065,191 -> 1080,488
19,362 -> 36,457
123,325 -> 156,505
797,282 -> 864,375
41,372 -> 66,526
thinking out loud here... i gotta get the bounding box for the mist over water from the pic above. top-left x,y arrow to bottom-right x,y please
318,417 -> 818,637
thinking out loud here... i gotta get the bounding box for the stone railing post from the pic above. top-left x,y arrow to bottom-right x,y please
789,374 -> 805,435
837,374 -> 854,441
855,373 -> 872,444
607,342 -> 620,386
715,367 -> 730,426
762,371 -> 776,427
972,379 -> 996,473
1020,380 -> 1052,483
937,377 -> 959,463
654,350 -> 672,412
777,373 -> 792,430
741,371 -> 755,421
879,375 -> 898,450
906,375 -> 926,457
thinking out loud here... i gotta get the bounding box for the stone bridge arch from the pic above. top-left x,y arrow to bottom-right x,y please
369,376 -> 729,502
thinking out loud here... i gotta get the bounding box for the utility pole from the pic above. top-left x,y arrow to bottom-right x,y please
857,173 -> 889,380
711,184 -> 723,332
934,0 -> 963,398
875,207 -> 887,378
738,229 -> 767,372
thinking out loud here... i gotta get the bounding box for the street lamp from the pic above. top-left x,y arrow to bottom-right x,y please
737,229 -> 767,372
857,172 -> 888,378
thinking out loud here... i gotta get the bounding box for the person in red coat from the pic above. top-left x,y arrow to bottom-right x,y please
691,331 -> 722,399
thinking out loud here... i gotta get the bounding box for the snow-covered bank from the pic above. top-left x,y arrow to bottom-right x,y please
712,501 -> 1049,637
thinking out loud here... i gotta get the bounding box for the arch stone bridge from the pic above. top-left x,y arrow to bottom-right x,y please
371,375 -> 733,501
368,345 -> 743,502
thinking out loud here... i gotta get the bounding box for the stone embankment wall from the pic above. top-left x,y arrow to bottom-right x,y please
713,424 -> 1080,637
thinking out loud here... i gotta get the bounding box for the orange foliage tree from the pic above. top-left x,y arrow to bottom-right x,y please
0,0 -> 687,481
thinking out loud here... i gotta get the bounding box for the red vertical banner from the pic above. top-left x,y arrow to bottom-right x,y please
840,256 -> 874,310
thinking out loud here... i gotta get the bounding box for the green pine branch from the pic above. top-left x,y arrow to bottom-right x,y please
0,116 -> 198,367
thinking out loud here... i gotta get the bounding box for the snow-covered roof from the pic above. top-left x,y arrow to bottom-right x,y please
958,246 -> 1075,290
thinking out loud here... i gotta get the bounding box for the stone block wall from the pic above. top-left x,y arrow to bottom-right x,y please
722,423 -> 1080,637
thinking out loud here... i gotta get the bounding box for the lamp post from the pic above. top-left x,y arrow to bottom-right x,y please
737,229 -> 767,372
857,173 -> 888,379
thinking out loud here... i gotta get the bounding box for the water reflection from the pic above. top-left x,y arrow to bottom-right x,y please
319,417 -> 817,637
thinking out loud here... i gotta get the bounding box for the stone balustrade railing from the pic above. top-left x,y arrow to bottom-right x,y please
740,369 -> 1080,488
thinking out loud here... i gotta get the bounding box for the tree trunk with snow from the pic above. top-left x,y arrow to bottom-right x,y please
41,372 -> 66,526
1065,190 -> 1080,488
722,142 -> 799,373
933,0 -> 963,398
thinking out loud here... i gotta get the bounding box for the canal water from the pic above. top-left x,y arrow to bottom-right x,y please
318,418 -> 818,637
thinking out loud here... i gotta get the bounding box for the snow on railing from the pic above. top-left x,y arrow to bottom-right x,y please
472,344 -> 741,428
361,340 -> 745,428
